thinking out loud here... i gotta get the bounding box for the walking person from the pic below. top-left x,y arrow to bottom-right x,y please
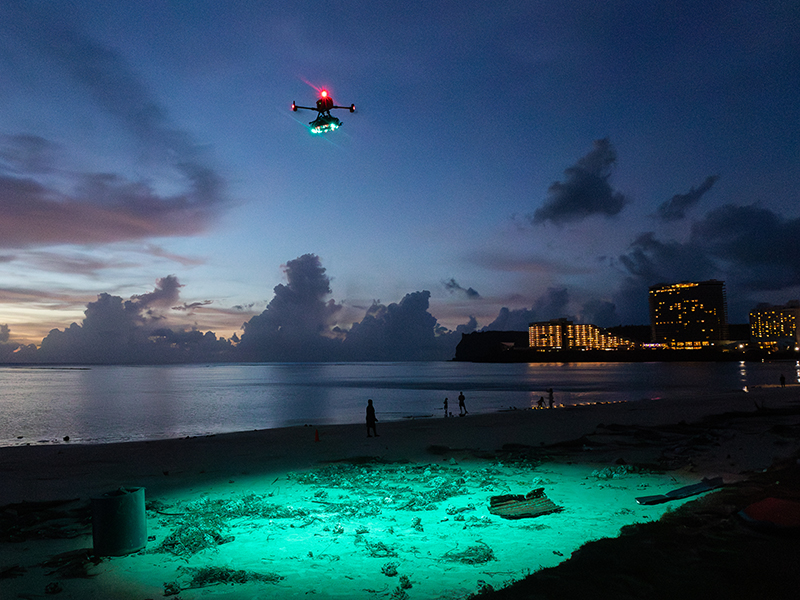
547,388 -> 554,408
458,391 -> 467,415
366,399 -> 378,437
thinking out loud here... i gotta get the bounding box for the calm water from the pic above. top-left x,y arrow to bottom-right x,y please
0,361 -> 797,447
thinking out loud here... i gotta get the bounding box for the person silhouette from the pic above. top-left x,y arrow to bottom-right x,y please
458,392 -> 467,415
366,399 -> 378,437
443,397 -> 449,417
780,374 -> 786,388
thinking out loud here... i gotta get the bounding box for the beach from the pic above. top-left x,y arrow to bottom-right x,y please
2,385 -> 799,599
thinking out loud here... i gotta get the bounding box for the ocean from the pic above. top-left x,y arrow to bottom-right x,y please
0,360 -> 796,447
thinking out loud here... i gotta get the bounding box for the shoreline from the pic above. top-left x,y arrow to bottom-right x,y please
2,385 -> 797,506
2,385 -> 799,599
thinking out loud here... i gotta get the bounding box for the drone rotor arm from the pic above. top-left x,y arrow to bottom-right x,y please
292,103 -> 317,112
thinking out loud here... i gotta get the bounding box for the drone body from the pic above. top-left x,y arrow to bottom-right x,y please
292,89 -> 355,134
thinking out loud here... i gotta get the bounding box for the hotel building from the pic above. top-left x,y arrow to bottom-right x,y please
749,303 -> 800,351
648,280 -> 729,348
528,319 -> 634,350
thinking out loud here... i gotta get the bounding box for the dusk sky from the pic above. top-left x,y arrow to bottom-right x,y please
1,1 -> 799,360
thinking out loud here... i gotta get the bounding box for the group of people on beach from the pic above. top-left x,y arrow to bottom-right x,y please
537,388 -> 555,409
367,387 -> 559,436
366,391 -> 469,436
442,392 -> 468,418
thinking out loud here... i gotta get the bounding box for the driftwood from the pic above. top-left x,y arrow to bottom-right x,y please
488,488 -> 563,520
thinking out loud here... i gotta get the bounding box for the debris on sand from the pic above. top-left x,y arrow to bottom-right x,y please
488,488 -> 563,519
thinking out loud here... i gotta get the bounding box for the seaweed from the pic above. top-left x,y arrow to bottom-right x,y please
151,511 -> 234,557
180,565 -> 283,588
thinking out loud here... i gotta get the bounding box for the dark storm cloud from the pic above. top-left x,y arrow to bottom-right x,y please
238,255 -> 462,361
615,203 -> 800,323
531,138 -> 628,226
0,6 -> 226,249
579,299 -> 619,327
656,175 -> 719,222
342,291 -> 456,361
483,288 -> 572,331
443,278 -> 480,298
618,232 -> 715,284
238,254 -> 343,361
690,204 -> 800,290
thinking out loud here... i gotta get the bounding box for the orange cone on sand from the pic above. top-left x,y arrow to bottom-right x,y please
315,429 -> 320,442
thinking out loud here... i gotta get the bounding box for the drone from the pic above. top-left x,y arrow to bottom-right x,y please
292,89 -> 355,134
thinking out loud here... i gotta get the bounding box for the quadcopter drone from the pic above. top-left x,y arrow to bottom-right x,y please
292,89 -> 356,134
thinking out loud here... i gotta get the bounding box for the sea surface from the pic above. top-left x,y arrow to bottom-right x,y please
0,361 -> 797,447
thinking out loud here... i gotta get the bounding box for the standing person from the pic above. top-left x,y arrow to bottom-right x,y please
366,399 -> 378,437
458,391 -> 467,415
547,388 -> 554,408
443,397 -> 449,417
780,374 -> 786,388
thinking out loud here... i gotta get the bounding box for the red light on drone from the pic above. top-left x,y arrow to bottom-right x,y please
320,90 -> 328,98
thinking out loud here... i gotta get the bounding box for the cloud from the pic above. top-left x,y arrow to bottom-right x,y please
579,299 -> 619,327
342,291 -> 456,361
618,232 -> 715,284
482,287 -> 572,331
238,254 -> 344,361
0,324 -> 9,343
0,134 -> 59,174
655,175 -> 719,221
689,204 -> 800,291
443,278 -> 480,298
531,138 -> 628,225
614,203 -> 800,323
34,276 -> 233,363
131,275 -> 183,310
0,7 -> 227,249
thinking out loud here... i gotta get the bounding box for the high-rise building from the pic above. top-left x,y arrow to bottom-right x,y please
749,302 -> 800,350
528,319 -> 634,350
648,280 -> 729,348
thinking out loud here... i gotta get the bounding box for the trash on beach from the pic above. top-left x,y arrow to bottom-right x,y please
488,488 -> 563,519
635,476 -> 724,505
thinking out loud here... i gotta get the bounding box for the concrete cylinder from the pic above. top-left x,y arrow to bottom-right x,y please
91,487 -> 147,556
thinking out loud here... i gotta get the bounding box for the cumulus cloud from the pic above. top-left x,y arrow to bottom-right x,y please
0,6 -> 226,249
342,291 -> 455,361
238,254 -> 343,361
531,138 -> 627,225
655,175 -> 719,222
35,276 -> 232,364
6,255 -> 470,364
443,278 -> 480,298
483,288 -> 572,331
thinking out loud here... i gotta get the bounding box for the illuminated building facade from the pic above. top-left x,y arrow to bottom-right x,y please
749,303 -> 800,350
648,280 -> 729,349
528,319 -> 634,350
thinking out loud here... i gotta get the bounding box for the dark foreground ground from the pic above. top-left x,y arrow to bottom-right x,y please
479,452 -> 800,600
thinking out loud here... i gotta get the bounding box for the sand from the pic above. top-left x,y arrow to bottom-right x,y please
1,385 -> 799,599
